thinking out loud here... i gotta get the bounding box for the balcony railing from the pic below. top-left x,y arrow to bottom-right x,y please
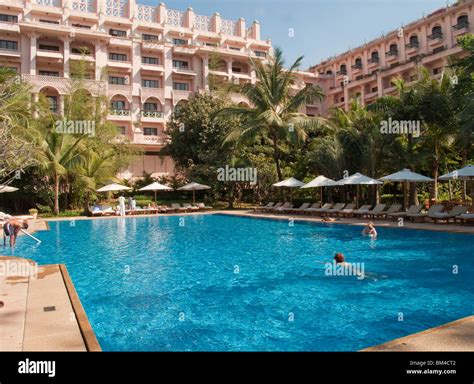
406,42 -> 419,49
71,0 -> 94,12
109,109 -> 131,116
452,21 -> 469,30
385,50 -> 398,56
36,0 -> 61,6
351,63 -> 362,70
141,110 -> 164,119
428,32 -> 443,40
368,57 -> 379,64
336,70 -> 347,76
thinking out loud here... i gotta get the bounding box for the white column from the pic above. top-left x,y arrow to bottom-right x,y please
30,33 -> 37,75
63,37 -> 70,78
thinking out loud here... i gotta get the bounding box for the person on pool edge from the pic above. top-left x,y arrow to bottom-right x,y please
2,219 -> 29,247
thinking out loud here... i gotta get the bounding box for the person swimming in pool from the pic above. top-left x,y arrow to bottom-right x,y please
362,222 -> 377,238
2,219 -> 29,247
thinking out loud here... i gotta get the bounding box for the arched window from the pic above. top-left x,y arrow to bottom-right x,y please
326,69 -> 333,75
387,43 -> 398,56
369,51 -> 379,63
353,57 -> 362,69
455,14 -> 469,29
430,25 -> 443,39
337,64 -> 347,75
408,35 -> 419,48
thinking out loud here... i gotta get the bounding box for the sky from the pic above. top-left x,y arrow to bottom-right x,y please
139,0 -> 450,69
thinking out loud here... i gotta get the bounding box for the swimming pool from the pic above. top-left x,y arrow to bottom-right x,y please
9,214 -> 474,351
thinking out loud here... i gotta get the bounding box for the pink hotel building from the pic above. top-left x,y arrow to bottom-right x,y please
0,0 -> 472,179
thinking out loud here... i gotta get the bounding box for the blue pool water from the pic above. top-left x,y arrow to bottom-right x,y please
7,214 -> 474,351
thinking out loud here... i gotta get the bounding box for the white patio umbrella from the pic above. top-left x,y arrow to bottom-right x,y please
336,173 -> 383,207
273,177 -> 305,202
96,183 -> 132,192
0,185 -> 19,193
177,182 -> 211,204
439,165 -> 474,203
379,169 -> 434,208
301,176 -> 338,204
139,182 -> 173,202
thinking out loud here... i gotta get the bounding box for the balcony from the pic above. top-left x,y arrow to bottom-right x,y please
405,41 -> 419,55
452,22 -> 470,36
336,70 -> 347,78
385,50 -> 398,63
140,110 -> 165,122
107,60 -> 132,70
133,134 -> 170,146
172,67 -> 197,77
108,109 -> 131,120
428,32 -> 443,47
109,37 -> 132,48
141,40 -> 165,51
0,47 -> 20,58
172,45 -> 197,55
37,49 -> 63,60
0,0 -> 24,10
351,63 -> 362,75
141,63 -> 164,73
368,57 -> 379,68
31,0 -> 62,15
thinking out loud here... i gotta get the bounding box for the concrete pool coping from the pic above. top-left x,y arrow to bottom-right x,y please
1,210 -> 472,351
0,257 -> 100,351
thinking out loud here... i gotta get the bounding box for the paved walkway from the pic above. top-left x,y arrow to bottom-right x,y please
0,256 -> 98,351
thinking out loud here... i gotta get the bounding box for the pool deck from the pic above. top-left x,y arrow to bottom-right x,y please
1,211 -> 472,351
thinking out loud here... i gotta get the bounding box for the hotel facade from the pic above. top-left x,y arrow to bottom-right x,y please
310,0 -> 473,114
0,0 -> 472,178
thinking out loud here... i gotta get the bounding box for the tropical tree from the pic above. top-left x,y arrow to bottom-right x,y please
215,47 -> 325,181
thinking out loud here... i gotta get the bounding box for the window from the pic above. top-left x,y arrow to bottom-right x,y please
38,44 -> 60,52
173,82 -> 189,91
47,96 -> 58,112
0,14 -> 18,23
71,46 -> 91,55
254,51 -> 267,58
387,44 -> 398,55
337,64 -> 347,75
111,100 -> 126,110
109,29 -> 126,37
371,87 -> 378,93
454,15 -> 469,29
144,127 -> 158,136
109,76 -> 126,85
232,67 -> 242,73
39,19 -> 60,25
326,70 -> 333,75
353,58 -> 362,69
0,40 -> 18,51
205,42 -> 218,47
172,38 -> 187,46
142,79 -> 159,88
229,47 -> 240,51
142,56 -> 158,65
72,23 -> 91,29
142,34 -> 159,41
39,70 -> 59,77
143,103 -> 158,112
430,26 -> 443,39
109,53 -> 127,61
433,67 -> 442,75
173,60 -> 188,69
369,51 -> 379,63
408,35 -> 419,48
117,126 -> 126,135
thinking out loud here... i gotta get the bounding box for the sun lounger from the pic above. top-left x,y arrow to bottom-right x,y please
321,203 -> 347,216
282,202 -> 310,214
430,205 -> 469,224
361,204 -> 387,219
196,203 -> 212,211
306,203 -> 332,215
262,202 -> 283,212
183,203 -> 199,212
254,202 -> 275,212
407,204 -> 443,222
455,212 -> 474,225
386,205 -> 423,220
352,205 -> 372,217
170,203 -> 186,213
274,202 -> 293,212
336,203 -> 356,217
371,204 -> 402,219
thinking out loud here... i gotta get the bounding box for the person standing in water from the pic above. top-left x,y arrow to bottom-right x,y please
118,195 -> 126,216
3,219 -> 29,247
362,222 -> 377,238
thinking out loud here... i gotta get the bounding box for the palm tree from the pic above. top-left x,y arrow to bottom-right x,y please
215,47 -> 325,181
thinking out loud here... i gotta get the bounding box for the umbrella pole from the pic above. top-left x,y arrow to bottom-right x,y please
320,186 -> 323,205
193,190 -> 196,204
356,185 -> 359,208
154,190 -> 157,203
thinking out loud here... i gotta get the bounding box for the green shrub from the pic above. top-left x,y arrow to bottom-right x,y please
36,204 -> 52,214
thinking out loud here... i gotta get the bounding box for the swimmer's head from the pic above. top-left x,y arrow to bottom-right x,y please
368,222 -> 374,228
334,253 -> 345,264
